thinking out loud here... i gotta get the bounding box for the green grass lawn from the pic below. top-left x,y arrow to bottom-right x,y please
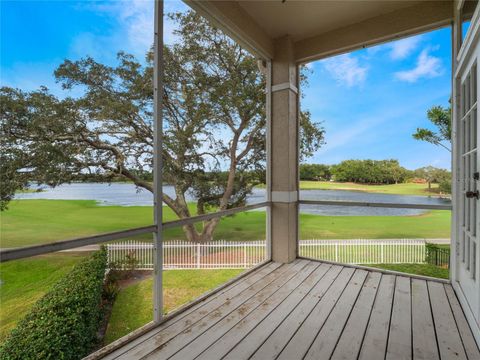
298,181 -> 441,196
0,252 -> 240,344
300,210 -> 451,239
1,200 -> 155,248
104,269 -> 243,344
368,263 -> 449,279
0,200 -> 451,248
0,252 -> 87,341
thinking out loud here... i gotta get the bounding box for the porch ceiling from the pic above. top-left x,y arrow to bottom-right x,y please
186,0 -> 453,62
238,0 -> 424,42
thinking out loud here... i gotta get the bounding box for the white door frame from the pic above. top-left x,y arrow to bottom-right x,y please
452,1 -> 480,345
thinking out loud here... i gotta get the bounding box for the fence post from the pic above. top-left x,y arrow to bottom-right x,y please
196,243 -> 201,269
335,243 -> 338,262
244,243 -> 247,268
381,242 -> 384,263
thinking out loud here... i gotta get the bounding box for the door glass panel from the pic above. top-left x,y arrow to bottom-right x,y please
467,75 -> 471,111
472,242 -> 477,279
472,63 -> 478,103
473,113 -> 476,151
474,109 -> 478,148
474,152 -> 478,238
467,236 -> 471,270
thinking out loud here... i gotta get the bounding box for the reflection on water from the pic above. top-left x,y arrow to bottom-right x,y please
300,189 -> 451,216
16,183 -> 451,216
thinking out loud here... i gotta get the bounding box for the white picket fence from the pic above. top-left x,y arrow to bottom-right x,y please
298,239 -> 426,264
107,240 -> 266,270
107,238 -> 427,270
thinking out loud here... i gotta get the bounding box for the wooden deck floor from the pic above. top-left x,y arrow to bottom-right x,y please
101,259 -> 480,360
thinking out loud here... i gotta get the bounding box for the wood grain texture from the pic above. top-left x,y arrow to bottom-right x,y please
99,259 -> 479,360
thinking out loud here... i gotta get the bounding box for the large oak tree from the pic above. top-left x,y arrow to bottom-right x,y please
1,11 -> 324,242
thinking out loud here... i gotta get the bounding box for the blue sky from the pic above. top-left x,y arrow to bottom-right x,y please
303,28 -> 452,170
1,0 -> 452,170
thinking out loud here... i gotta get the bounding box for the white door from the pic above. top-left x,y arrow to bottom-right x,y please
456,9 -> 480,332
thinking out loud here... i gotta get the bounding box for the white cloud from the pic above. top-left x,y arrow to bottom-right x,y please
389,36 -> 422,60
112,0 -> 188,48
120,0 -> 155,52
92,0 -> 154,56
322,54 -> 368,87
395,48 -> 443,82
71,0 -> 187,61
318,117 -> 380,154
69,32 -> 113,60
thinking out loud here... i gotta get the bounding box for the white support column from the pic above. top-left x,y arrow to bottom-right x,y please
153,0 -> 164,323
266,60 -> 273,261
270,36 -> 299,263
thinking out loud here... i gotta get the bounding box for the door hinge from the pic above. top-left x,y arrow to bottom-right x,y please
466,190 -> 480,199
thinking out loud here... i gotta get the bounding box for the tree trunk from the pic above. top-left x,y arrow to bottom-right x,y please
182,224 -> 204,242
180,219 -> 220,243
201,217 -> 220,242
184,217 -> 220,243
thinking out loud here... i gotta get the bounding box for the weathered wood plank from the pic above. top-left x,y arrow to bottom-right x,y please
428,281 -> 468,360
386,276 -> 412,360
104,261 -> 282,359
114,261 -> 295,360
273,267 -> 356,360
100,262 -> 478,360
168,261 -> 322,360
444,285 -> 480,360
358,274 -> 396,360
140,260 -> 309,359
303,270 -> 369,360
225,264 -> 343,360
196,263 -> 332,360
330,271 -> 382,360
411,279 -> 439,360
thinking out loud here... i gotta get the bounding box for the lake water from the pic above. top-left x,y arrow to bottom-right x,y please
16,183 -> 451,216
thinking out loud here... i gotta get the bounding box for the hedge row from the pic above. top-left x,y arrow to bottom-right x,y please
0,249 -> 107,360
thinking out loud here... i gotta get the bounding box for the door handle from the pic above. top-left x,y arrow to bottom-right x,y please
466,190 -> 479,199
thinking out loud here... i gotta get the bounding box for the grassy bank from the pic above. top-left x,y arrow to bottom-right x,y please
1,200 -> 451,248
298,181 -> 441,196
300,210 -> 450,239
368,263 -> 449,279
0,250 -> 240,345
0,252 -> 87,341
104,269 -> 243,344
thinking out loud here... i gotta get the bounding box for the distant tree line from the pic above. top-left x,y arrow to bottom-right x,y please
299,160 -> 451,193
330,159 -> 408,184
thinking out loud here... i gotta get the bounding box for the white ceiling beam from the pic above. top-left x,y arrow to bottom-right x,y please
184,0 -> 274,59
294,1 -> 453,63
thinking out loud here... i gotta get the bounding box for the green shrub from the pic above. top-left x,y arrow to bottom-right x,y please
0,249 -> 107,360
425,243 -> 450,268
439,179 -> 452,194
